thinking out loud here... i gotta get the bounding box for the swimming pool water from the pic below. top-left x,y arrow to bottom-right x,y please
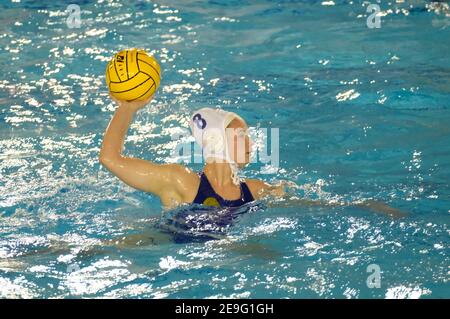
0,0 -> 449,298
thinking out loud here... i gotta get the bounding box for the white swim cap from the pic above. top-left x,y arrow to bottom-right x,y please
189,107 -> 245,185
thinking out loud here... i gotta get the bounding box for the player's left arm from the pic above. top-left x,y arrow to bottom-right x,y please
245,179 -> 408,218
245,179 -> 288,200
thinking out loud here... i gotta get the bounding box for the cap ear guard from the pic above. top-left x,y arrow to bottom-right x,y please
203,128 -> 225,154
190,108 -> 231,155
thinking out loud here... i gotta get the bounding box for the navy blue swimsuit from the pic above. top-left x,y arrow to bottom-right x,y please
158,172 -> 257,243
192,172 -> 254,208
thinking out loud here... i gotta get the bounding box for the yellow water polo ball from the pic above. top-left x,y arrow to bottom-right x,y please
105,48 -> 161,101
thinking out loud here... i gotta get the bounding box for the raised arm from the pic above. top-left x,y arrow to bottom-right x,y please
99,96 -> 198,208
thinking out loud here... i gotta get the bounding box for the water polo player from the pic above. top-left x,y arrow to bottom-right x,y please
100,49 -> 406,217
99,97 -> 283,210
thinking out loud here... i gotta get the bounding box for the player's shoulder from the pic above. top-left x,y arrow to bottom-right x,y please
165,164 -> 201,201
165,164 -> 200,183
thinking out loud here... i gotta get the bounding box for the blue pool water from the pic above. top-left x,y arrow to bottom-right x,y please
0,0 -> 449,298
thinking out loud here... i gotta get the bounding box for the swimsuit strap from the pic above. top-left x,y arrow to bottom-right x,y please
192,172 -> 254,207
240,181 -> 254,202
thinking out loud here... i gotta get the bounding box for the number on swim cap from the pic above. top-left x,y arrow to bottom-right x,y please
193,113 -> 207,129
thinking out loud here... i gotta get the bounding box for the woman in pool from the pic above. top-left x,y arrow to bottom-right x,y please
99,95 -> 406,218
99,95 -> 283,210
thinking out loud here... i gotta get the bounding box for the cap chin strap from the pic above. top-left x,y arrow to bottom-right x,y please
223,130 -> 241,186
229,162 -> 241,186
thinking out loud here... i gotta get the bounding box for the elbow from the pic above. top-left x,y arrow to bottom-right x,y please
98,153 -> 108,167
98,152 -> 110,169
99,151 -> 121,170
